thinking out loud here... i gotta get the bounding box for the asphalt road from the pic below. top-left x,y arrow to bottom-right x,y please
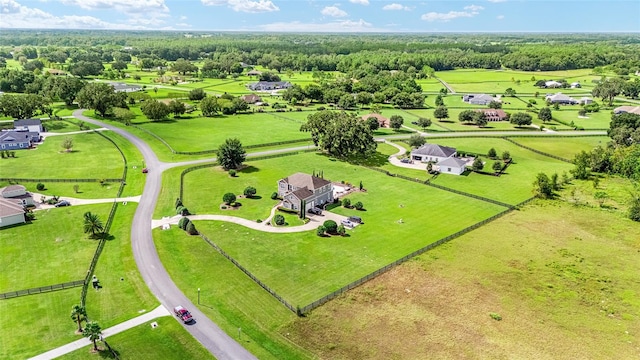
74,110 -> 258,360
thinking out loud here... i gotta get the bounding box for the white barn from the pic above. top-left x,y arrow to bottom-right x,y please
437,157 -> 468,175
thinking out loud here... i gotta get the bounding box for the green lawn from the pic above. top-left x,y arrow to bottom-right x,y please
404,109 -> 547,132
553,109 -> 612,130
60,317 -> 213,360
509,136 -> 610,159
44,118 -> 100,133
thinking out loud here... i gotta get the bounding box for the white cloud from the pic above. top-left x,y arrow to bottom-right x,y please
349,0 -> 369,4
180,15 -> 187,20
487,0 -> 507,3
0,0 -> 186,29
496,15 -> 504,19
201,0 -> 279,13
382,3 -> 410,11
61,0 -> 169,14
464,4 -> 484,11
321,5 -> 347,17
258,19 -> 381,32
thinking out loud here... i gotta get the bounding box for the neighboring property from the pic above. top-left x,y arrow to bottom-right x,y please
278,173 -> 334,213
544,80 -> 563,88
247,81 -> 292,91
570,82 -> 581,89
614,106 -> 640,116
108,82 -> 143,93
241,94 -> 262,104
546,93 -> 578,105
474,109 -> 508,121
437,157 -> 468,175
246,70 -> 262,76
361,113 -> 389,128
47,69 -> 67,76
463,94 -> 498,105
0,131 -> 37,150
0,197 -> 26,228
411,143 -> 457,163
579,97 -> 593,105
14,119 -> 43,133
1,185 -> 35,206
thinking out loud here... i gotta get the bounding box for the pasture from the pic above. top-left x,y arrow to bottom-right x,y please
509,136 -> 610,159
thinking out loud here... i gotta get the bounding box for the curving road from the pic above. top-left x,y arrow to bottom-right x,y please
73,110 -> 258,360
72,108 -> 607,359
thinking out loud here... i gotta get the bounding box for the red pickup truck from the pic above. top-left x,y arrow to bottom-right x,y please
173,306 -> 193,323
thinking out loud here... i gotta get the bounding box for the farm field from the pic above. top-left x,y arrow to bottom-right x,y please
404,108 -> 553,132
60,317 -> 212,360
553,109 -> 612,130
175,151 -> 506,306
282,199 -> 640,360
509,136 -> 610,159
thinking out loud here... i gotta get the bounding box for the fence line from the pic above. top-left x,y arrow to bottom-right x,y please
501,137 -> 572,163
298,196 -> 536,314
0,280 -> 85,299
0,178 -> 121,183
199,234 -> 297,313
93,131 -> 128,186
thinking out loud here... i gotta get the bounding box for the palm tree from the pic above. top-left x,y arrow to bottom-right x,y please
83,321 -> 102,352
83,212 -> 104,238
70,305 -> 86,333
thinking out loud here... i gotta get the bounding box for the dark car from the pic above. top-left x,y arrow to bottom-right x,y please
142,168 -> 149,174
348,216 -> 362,224
54,200 -> 71,207
308,207 -> 322,215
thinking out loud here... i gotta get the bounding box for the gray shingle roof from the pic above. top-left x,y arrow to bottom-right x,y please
412,144 -> 457,157
438,157 -> 467,168
0,198 -> 25,218
283,173 -> 331,191
14,119 -> 42,126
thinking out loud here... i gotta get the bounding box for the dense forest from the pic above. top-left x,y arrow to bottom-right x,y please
1,31 -> 639,73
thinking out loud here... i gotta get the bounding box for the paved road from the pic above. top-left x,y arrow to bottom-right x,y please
73,110 -> 258,360
29,306 -> 170,360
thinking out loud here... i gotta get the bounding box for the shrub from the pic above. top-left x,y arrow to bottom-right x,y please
487,148 -> 497,159
490,313 -> 502,321
271,192 -> 278,200
228,169 -> 236,177
256,219 -> 262,223
323,220 -> 338,234
178,207 -> 190,216
274,214 -> 285,226
316,225 -> 325,237
223,193 -> 236,205
244,186 -> 257,198
36,183 -> 45,191
176,206 -> 185,215
578,109 -> 587,116
629,197 -> 640,222
186,222 -> 198,235
502,151 -> 511,161
25,212 -> 36,221
175,198 -> 183,208
178,217 -> 191,230
354,201 -> 364,210
337,224 -> 346,236
317,106 -> 326,111
342,198 -> 351,208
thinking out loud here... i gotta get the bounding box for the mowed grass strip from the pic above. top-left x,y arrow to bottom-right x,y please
0,203 -> 112,291
1,132 -> 123,180
60,317 -> 213,360
154,228 -> 314,360
283,200 -> 640,360
179,152 -> 506,306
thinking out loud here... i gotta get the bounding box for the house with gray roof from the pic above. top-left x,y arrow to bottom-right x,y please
0,131 -> 37,150
277,173 -> 333,213
0,197 -> 26,228
437,157 -> 468,175
544,80 -> 563,88
614,106 -> 640,116
463,94 -> 497,105
14,119 -> 43,133
248,81 -> 292,91
545,93 -> 578,105
1,185 -> 34,206
411,143 -> 457,163
108,82 -> 142,93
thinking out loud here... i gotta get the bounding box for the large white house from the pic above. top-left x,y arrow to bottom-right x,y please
278,173 -> 334,213
437,157 -> 468,175
0,185 -> 33,228
411,144 -> 457,163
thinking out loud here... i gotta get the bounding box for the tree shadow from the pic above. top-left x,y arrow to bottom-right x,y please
239,165 -> 260,174
247,195 -> 263,200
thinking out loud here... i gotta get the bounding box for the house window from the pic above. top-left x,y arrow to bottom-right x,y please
448,168 -> 451,172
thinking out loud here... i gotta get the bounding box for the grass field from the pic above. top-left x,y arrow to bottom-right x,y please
283,198 -> 640,359
60,317 -> 212,360
509,136 -> 610,159
403,109 -> 553,132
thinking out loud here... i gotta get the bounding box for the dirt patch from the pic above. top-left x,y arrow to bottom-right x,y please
219,203 -> 240,210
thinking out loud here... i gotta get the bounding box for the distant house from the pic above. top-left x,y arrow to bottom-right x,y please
463,94 -> 497,105
545,93 -> 578,105
240,62 -> 251,68
544,81 -> 563,88
0,131 -> 37,150
437,157 -> 467,176
613,106 -> 640,116
411,144 -> 457,163
277,173 -> 334,213
474,109 -> 508,121
361,113 -> 389,128
246,70 -> 263,76
247,81 -> 292,91
14,119 -> 43,133
579,97 -> 593,105
241,94 -> 262,104
108,82 -> 142,93
0,198 -> 26,228
570,82 -> 581,89
47,69 -> 67,76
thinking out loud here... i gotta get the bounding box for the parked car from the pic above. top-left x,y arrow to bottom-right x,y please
173,306 -> 193,323
142,168 -> 149,174
348,216 -> 362,224
54,200 -> 71,207
341,219 -> 354,228
308,207 -> 322,215
400,158 -> 411,164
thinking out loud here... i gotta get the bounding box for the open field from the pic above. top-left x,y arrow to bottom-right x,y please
283,199 -> 640,360
176,151 -> 506,306
44,118 -> 101,133
60,317 -> 212,360
509,136 -> 610,159
403,108 -> 559,132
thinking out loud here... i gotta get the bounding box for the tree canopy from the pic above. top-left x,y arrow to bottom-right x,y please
301,111 -> 377,159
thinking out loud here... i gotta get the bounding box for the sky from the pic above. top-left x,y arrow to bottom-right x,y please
0,0 -> 639,32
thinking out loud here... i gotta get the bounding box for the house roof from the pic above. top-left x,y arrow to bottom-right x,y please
291,188 -> 314,200
545,93 -> 577,102
412,143 -> 457,158
0,131 -> 32,143
438,157 -> 468,168
474,109 -> 507,118
247,70 -> 262,75
48,69 -> 67,75
0,198 -> 24,218
241,94 -> 261,102
14,119 -> 42,126
361,113 -> 388,121
282,172 -> 331,191
614,106 -> 640,115
465,94 -> 495,102
545,80 -> 562,86
1,185 -> 27,197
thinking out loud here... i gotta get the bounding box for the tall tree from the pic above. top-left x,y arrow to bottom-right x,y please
141,100 -> 170,121
417,117 -> 431,130
83,211 -> 104,239
592,77 -> 625,106
389,115 -> 404,130
433,105 -> 449,121
76,82 -> 125,117
45,77 -> 85,106
83,321 -> 102,352
408,134 -> 426,148
533,173 -> 554,199
217,138 -> 246,170
301,111 -> 376,158
538,107 -> 552,122
200,96 -> 219,117
510,112 -> 533,126
71,305 -> 87,333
